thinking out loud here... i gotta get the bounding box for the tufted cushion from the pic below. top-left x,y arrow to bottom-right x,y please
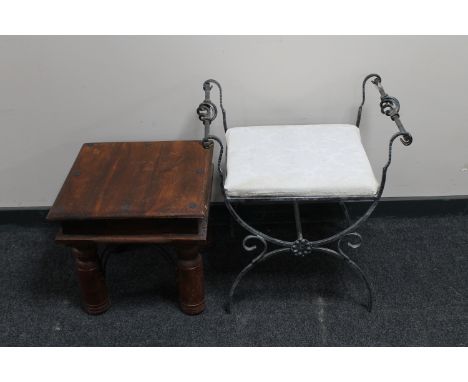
224,124 -> 379,198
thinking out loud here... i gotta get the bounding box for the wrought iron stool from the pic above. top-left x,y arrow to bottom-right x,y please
196,74 -> 413,313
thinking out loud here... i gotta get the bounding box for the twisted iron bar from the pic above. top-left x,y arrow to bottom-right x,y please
197,79 -> 227,147
356,73 -> 412,146
197,74 -> 413,313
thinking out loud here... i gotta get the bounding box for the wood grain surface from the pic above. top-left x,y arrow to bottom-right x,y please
47,141 -> 213,221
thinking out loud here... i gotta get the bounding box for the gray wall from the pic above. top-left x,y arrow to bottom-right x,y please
1,36 -> 467,207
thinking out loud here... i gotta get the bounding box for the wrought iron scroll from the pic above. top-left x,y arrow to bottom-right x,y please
356,73 -> 413,146
196,79 -> 227,148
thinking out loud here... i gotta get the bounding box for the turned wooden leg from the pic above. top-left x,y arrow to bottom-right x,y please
71,243 -> 111,315
176,243 -> 205,315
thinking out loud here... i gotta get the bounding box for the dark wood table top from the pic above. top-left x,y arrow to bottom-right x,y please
48,140 -> 213,221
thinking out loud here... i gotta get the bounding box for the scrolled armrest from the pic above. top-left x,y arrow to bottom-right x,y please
357,74 -> 413,146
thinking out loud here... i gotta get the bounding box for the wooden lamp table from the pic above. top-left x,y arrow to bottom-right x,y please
47,141 -> 213,315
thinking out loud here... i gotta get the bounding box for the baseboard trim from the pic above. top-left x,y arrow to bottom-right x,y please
208,197 -> 468,225
1,197 -> 468,226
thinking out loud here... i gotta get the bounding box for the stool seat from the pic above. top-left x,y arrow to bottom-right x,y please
224,124 -> 379,198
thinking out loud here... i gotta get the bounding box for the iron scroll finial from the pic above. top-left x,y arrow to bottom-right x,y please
197,81 -> 217,148
196,79 -> 228,148
357,74 -> 413,146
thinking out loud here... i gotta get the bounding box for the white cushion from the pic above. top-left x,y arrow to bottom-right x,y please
224,124 -> 379,198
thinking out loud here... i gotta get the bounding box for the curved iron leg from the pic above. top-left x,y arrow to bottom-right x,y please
344,257 -> 373,312
337,242 -> 373,312
337,208 -> 372,311
310,246 -> 373,312
227,248 -> 290,313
